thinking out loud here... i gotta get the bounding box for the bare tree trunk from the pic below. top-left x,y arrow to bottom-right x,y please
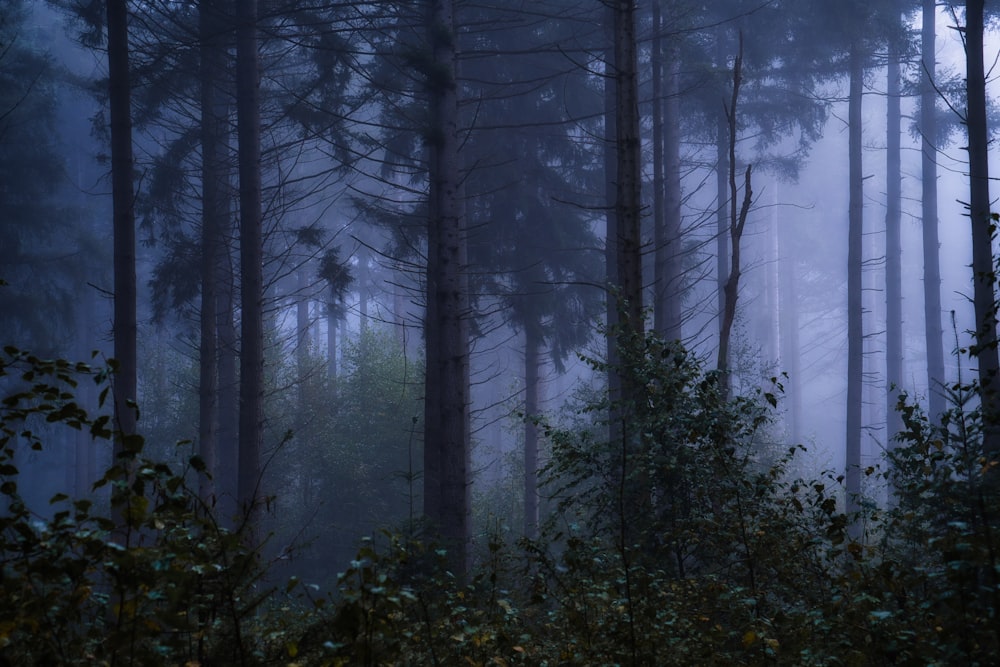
886,45 -> 904,445
604,24 -> 620,426
921,0 -> 945,419
236,0 -> 264,542
965,0 -> 1000,457
107,0 -> 137,458
651,0 -> 665,336
662,43 -> 682,341
716,32 -> 729,342
778,225 -> 801,442
846,40 -> 864,519
217,247 -> 239,525
717,36 -> 751,402
423,0 -> 469,573
523,323 -> 541,540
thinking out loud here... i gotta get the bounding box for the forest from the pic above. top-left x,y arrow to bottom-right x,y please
2,0 -> 1000,664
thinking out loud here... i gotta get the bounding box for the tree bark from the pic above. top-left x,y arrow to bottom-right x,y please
423,0 -> 470,573
965,0 -> 1000,457
236,0 -> 264,542
846,40 -> 864,518
716,31 -> 729,345
613,0 -> 643,344
662,42 -> 683,341
886,43 -> 904,445
717,35 -> 751,402
523,323 -> 541,540
198,0 -> 229,505
921,0 -> 945,419
107,0 -> 137,456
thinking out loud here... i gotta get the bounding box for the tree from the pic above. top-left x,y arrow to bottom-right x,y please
885,30 -> 904,445
921,0 -> 946,420
962,0 -> 1000,457
197,0 -> 232,504
716,34 -> 753,401
845,33 -> 864,518
236,0 -> 264,539
106,0 -> 138,475
422,0 -> 470,572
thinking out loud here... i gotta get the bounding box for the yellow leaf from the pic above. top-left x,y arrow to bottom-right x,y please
286,641 -> 298,658
742,631 -> 757,647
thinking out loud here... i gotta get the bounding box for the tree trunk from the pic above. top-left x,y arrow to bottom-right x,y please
965,0 -> 1000,457
236,0 -> 264,542
717,36 -> 751,402
921,0 -> 945,419
604,19 -> 620,427
613,0 -> 643,344
327,301 -> 338,381
662,43 -> 682,341
106,0 -> 137,458
651,0 -> 665,336
778,224 -> 801,442
846,40 -> 864,519
523,323 -> 541,540
885,44 -> 904,445
217,246 -> 239,525
198,0 -> 229,504
716,31 -> 729,344
423,0 -> 469,573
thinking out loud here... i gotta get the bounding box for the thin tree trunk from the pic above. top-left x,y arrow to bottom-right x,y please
662,44 -> 682,341
651,0 -> 666,336
886,45 -> 904,445
217,246 -> 239,524
922,0 -> 945,419
846,40 -> 864,519
778,225 -> 801,442
236,0 -> 263,542
717,35 -> 751,402
965,0 -> 1000,457
716,32 -> 729,341
107,0 -> 137,457
327,302 -> 338,381
423,0 -> 469,573
523,324 -> 541,540
604,21 -> 620,426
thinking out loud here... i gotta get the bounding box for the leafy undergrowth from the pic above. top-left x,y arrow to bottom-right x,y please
1,341 -> 998,666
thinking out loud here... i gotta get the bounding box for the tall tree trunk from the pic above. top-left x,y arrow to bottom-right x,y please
604,22 -> 620,425
613,0 -> 643,345
846,40 -> 864,519
717,35 -> 751,402
523,323 -> 541,540
236,0 -> 263,541
778,224 -> 801,442
921,0 -> 945,419
716,32 -> 729,342
198,0 -> 228,504
651,0 -> 665,336
217,246 -> 239,524
423,0 -> 469,573
107,0 -> 137,458
662,43 -> 682,341
886,45 -> 904,445
965,0 -> 1000,457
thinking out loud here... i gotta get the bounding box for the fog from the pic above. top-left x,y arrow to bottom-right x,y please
3,0 -> 1000,589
